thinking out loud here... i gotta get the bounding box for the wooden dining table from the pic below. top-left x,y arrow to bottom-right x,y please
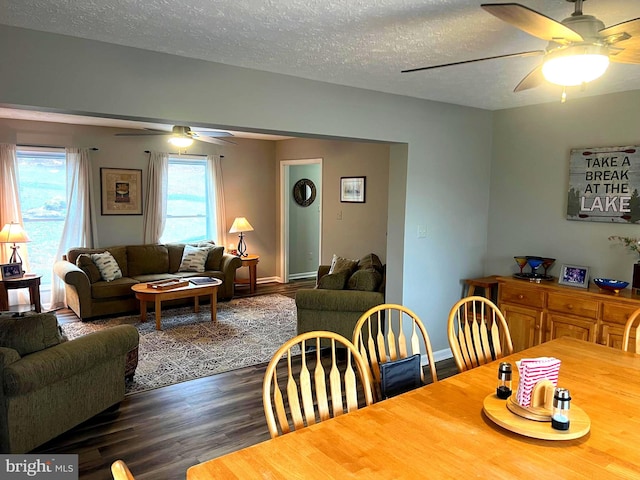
187,337 -> 640,479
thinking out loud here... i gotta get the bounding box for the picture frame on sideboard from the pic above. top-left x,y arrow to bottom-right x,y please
558,264 -> 590,288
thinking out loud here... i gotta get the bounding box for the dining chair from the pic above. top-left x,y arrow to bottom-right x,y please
447,296 -> 513,373
353,304 -> 438,401
262,330 -> 373,438
111,460 -> 136,480
622,307 -> 640,353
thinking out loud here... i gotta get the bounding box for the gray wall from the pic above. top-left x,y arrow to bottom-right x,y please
0,25 -> 494,355
487,90 -> 640,284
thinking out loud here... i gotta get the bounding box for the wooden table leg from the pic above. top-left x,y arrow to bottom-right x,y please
139,299 -> 147,322
0,283 -> 8,311
29,283 -> 42,312
155,297 -> 162,330
248,264 -> 257,294
210,288 -> 217,323
194,294 -> 200,313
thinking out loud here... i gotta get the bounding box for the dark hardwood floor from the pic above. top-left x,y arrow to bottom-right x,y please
36,279 -> 458,480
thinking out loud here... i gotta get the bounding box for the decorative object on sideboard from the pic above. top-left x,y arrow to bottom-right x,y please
608,235 -> 640,292
593,278 -> 629,295
229,217 -> 254,257
0,222 -> 30,268
513,256 -> 555,283
557,264 -> 590,289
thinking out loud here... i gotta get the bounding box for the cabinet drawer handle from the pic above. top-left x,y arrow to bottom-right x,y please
535,325 -> 540,330
517,294 -> 524,299
566,304 -> 573,310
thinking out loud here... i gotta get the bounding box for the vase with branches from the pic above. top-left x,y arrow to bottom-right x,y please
609,235 -> 640,291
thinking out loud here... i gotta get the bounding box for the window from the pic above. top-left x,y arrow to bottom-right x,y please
16,148 -> 67,288
161,156 -> 213,243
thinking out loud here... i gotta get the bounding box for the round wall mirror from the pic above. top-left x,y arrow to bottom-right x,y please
293,178 -> 316,207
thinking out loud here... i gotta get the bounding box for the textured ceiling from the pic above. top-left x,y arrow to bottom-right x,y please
2,0 -> 640,111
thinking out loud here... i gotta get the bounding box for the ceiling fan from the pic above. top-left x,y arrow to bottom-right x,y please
402,0 -> 640,99
115,125 -> 236,147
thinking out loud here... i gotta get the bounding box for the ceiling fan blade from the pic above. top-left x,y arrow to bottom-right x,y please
190,128 -> 234,138
481,3 -> 583,44
195,135 -> 237,146
114,132 -> 168,137
514,64 -> 544,92
402,50 -> 544,73
610,48 -> 640,64
600,17 -> 640,44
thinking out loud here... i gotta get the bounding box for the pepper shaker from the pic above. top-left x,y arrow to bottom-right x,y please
496,362 -> 512,399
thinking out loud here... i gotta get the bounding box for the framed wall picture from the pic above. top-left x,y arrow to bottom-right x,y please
340,176 -> 366,203
100,168 -> 143,215
1,263 -> 23,280
558,264 -> 590,288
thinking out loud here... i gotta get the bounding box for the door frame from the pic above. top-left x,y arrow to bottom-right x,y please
280,158 -> 322,283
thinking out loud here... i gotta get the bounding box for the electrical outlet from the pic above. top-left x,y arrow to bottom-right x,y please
337,210 -> 343,220
417,224 -> 427,238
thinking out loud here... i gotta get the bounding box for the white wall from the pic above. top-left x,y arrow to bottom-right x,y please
0,25 -> 494,353
488,90 -> 640,284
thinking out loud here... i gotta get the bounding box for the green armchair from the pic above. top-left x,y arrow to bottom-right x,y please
0,311 -> 139,453
296,254 -> 386,341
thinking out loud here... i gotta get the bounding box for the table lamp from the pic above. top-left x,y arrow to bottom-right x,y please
0,222 -> 31,265
229,217 -> 254,257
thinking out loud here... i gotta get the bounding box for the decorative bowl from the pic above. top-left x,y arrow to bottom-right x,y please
593,278 -> 629,294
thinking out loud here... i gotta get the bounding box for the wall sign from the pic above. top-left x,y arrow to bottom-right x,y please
567,146 -> 640,223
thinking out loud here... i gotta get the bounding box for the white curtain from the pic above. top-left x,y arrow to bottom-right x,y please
143,151 -> 168,244
50,147 -> 97,310
207,154 -> 227,246
0,144 -> 29,305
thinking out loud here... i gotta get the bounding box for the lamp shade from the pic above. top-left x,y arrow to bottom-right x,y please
229,217 -> 254,233
0,222 -> 30,244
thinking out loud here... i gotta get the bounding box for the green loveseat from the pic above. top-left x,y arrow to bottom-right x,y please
295,254 -> 386,341
54,242 -> 242,320
0,311 -> 139,453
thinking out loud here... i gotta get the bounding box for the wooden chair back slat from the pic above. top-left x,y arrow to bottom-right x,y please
448,296 -> 514,373
111,460 -> 136,480
353,304 -> 438,402
263,331 -> 373,438
299,339 -> 316,427
622,308 -> 640,353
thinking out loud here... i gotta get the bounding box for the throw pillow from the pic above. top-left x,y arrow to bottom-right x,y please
91,251 -> 123,282
317,270 -> 350,290
75,254 -> 102,283
205,246 -> 225,271
358,253 -> 383,273
178,245 -> 211,273
328,254 -> 358,275
347,268 -> 382,292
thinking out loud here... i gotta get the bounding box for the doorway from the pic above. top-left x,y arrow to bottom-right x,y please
280,159 -> 322,283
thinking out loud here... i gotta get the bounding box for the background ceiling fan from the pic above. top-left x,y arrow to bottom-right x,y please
115,125 -> 236,146
403,0 -> 640,96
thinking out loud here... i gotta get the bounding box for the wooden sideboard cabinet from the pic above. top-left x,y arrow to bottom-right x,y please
497,276 -> 639,353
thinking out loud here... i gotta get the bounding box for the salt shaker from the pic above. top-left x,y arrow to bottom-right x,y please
551,387 -> 571,430
496,362 -> 512,399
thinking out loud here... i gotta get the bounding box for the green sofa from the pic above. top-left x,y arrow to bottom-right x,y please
54,242 -> 242,320
295,254 -> 386,341
0,311 -> 139,453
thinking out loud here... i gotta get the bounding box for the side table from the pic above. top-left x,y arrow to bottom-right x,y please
0,274 -> 42,312
235,254 -> 260,294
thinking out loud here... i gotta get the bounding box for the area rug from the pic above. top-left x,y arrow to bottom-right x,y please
61,294 -> 297,394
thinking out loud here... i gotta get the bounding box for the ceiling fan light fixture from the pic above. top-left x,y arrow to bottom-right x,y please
542,46 -> 609,87
168,135 -> 194,148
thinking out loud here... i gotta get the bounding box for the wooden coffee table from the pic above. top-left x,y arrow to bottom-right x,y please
131,278 -> 222,331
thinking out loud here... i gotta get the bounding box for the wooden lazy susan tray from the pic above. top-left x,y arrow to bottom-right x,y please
483,394 -> 590,441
